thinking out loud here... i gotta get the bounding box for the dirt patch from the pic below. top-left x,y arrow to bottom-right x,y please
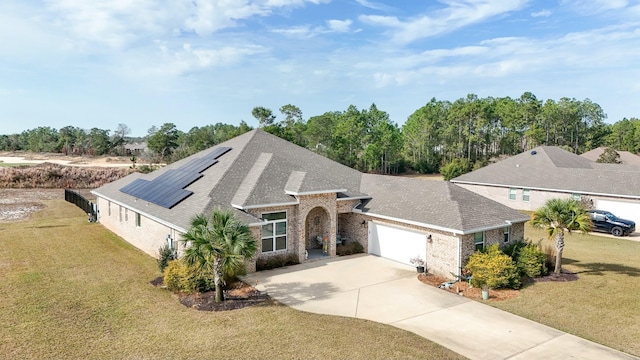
151,278 -> 271,311
418,270 -> 578,301
0,189 -> 63,222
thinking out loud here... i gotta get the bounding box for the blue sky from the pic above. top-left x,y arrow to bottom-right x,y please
1,0 -> 639,136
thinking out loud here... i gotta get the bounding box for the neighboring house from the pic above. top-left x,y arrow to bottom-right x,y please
580,147 -> 640,166
124,142 -> 148,155
92,130 -> 528,277
451,146 -> 640,229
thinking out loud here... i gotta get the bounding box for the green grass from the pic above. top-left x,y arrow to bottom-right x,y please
0,200 -> 464,360
491,224 -> 640,357
0,162 -> 33,167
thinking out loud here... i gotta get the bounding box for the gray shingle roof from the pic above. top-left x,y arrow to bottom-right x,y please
580,147 -> 640,166
93,129 -> 529,233
451,146 -> 640,199
359,174 -> 529,234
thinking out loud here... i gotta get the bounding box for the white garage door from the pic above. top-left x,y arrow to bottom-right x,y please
368,222 -> 427,266
596,199 -> 640,231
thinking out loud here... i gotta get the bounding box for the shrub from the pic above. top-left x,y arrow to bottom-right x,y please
336,242 -> 364,256
516,243 -> 548,278
439,158 -> 471,181
465,244 -> 521,289
502,240 -> 548,278
256,253 -> 300,271
163,259 -> 215,293
157,245 -> 176,273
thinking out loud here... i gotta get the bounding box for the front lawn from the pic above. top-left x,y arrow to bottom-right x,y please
490,224 -> 640,357
0,199 -> 464,360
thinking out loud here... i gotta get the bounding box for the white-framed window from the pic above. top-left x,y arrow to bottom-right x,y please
572,193 -> 581,201
474,231 -> 485,251
261,212 -> 287,253
522,189 -> 530,202
108,201 -> 111,216
124,208 -> 129,222
503,226 -> 510,243
508,188 -> 517,201
119,206 -> 122,222
135,213 -> 141,227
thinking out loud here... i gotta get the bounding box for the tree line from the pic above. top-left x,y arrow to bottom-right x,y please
2,92 -> 639,175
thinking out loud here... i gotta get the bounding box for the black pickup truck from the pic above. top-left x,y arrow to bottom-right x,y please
587,210 -> 636,236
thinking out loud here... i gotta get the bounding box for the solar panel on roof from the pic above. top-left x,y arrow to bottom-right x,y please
119,146 -> 232,209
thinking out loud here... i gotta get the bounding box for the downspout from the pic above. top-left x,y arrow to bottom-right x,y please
457,232 -> 462,277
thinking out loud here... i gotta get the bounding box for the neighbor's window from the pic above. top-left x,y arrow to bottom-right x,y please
261,212 -> 287,253
108,201 -> 111,216
474,232 -> 485,251
572,193 -> 581,201
119,206 -> 123,222
503,226 -> 510,243
522,189 -> 530,202
124,208 -> 129,222
508,188 -> 517,201
135,213 -> 141,227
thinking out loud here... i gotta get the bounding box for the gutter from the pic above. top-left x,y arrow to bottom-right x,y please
90,190 -> 187,233
451,180 -> 640,200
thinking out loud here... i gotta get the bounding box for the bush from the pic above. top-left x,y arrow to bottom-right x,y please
439,158 -> 471,181
336,241 -> 365,256
157,245 -> 176,273
502,240 -> 548,278
256,253 -> 300,271
516,243 -> 548,278
163,259 -> 215,293
465,244 -> 521,289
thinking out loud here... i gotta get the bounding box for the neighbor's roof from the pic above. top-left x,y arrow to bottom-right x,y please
451,146 -> 640,199
580,147 -> 640,166
359,174 -> 529,234
92,130 -> 365,231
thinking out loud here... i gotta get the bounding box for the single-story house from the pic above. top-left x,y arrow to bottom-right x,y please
580,147 -> 640,166
92,130 -> 528,277
451,146 -> 640,229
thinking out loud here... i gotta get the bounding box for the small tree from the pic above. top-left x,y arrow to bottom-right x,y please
181,209 -> 257,302
596,147 -> 621,164
531,198 -> 592,274
439,158 -> 471,180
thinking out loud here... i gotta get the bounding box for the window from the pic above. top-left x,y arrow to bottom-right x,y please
522,189 -> 530,202
108,201 -> 111,216
474,232 -> 485,251
508,188 -> 517,201
119,206 -> 122,222
261,212 -> 287,253
135,213 -> 141,227
124,208 -> 129,222
572,193 -> 581,201
503,226 -> 510,243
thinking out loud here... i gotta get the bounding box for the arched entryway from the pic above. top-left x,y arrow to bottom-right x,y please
305,206 -> 330,255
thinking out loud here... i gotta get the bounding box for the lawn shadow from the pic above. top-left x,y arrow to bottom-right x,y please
564,257 -> 640,277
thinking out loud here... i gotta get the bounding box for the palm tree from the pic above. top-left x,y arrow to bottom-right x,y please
182,209 -> 257,302
531,198 -> 591,274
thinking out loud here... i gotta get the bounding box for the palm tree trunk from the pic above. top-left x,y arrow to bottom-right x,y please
554,232 -> 565,274
214,255 -> 224,302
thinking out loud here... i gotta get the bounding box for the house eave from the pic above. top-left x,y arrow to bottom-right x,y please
460,219 -> 529,235
231,201 -> 299,211
352,208 -> 463,235
285,189 -> 348,196
91,190 -> 187,233
451,180 -> 640,200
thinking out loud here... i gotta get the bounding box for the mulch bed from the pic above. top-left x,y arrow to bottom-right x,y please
151,277 -> 271,311
418,270 -> 578,301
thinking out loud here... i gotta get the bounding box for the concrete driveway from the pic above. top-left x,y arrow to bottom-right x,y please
244,254 -> 637,360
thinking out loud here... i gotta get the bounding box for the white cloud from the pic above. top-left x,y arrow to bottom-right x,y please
354,0 -> 394,11
359,0 -> 528,44
531,9 -> 552,17
327,19 -> 352,32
